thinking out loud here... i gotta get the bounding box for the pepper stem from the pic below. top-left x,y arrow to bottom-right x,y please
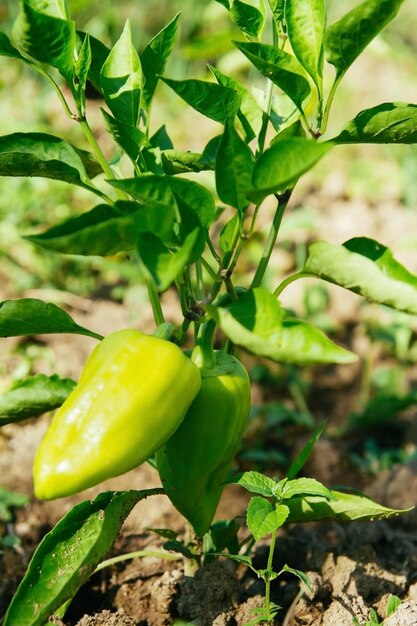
192,321 -> 216,370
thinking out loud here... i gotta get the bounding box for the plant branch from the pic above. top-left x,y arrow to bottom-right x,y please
320,72 -> 344,136
273,271 -> 313,298
251,190 -> 292,289
77,118 -> 126,199
265,528 -> 277,620
146,279 -> 165,326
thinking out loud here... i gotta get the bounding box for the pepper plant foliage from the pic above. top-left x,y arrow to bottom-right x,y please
1,0 -> 416,623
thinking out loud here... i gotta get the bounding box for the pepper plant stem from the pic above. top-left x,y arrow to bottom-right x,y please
78,119 -> 128,200
273,271 -> 312,298
146,280 -> 165,326
265,528 -> 277,620
251,190 -> 292,289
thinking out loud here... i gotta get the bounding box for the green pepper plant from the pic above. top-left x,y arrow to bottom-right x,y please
1,0 -> 416,623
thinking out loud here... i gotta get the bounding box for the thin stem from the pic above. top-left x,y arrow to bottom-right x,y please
273,271 -> 313,298
34,66 -> 75,119
320,73 -> 344,136
146,280 -> 165,326
227,236 -> 245,276
78,119 -> 128,200
195,260 -> 204,301
201,256 -> 221,283
175,318 -> 192,346
265,529 -> 277,620
299,107 -> 316,138
206,235 -> 222,265
95,549 -> 180,573
247,201 -> 262,237
224,275 -> 238,301
257,22 -> 279,154
251,191 -> 292,289
78,119 -> 116,181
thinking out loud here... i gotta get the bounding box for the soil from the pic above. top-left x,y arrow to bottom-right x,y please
2,192 -> 417,625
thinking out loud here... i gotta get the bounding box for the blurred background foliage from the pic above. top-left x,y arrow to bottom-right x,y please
0,0 -> 415,297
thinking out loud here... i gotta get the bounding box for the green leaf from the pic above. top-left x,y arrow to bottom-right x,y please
142,124 -> 174,174
100,20 -> 142,127
247,497 -> 289,540
285,489 -> 413,523
231,471 -> 277,497
101,109 -> 146,165
3,490 -> 162,626
268,0 -> 285,25
12,0 -> 75,80
161,77 -> 240,124
205,288 -> 356,365
250,138 -> 332,201
0,374 -> 76,426
74,32 -> 91,116
141,13 -> 180,109
209,65 -> 263,142
231,0 -> 265,38
76,30 -> 110,95
0,28 -> 28,61
287,421 -> 326,479
219,214 -> 240,258
304,237 -> 417,314
234,41 -> 311,111
285,0 -> 326,90
386,595 -> 402,617
110,176 -> 216,230
0,299 -> 102,340
325,0 -> 405,78
137,229 -> 200,292
25,201 -> 174,256
282,477 -> 335,500
271,119 -> 305,144
0,487 -> 29,523
215,120 -> 254,212
280,565 -> 313,592
334,103 -> 417,144
161,150 -> 215,175
0,132 -> 98,193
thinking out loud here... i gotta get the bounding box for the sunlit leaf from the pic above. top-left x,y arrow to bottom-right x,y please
334,103 -> 417,144
161,77 -> 240,124
25,201 -> 174,255
215,120 -> 254,212
247,497 -> 289,540
325,0 -> 405,77
231,0 -> 265,38
205,288 -> 356,365
234,41 -> 310,111
286,489 -> 413,523
0,299 -> 102,340
285,0 -> 326,90
249,138 -> 332,201
304,238 -> 417,314
12,0 -> 75,79
141,13 -> 180,108
100,20 -> 142,126
0,375 -> 76,426
3,490 -> 162,626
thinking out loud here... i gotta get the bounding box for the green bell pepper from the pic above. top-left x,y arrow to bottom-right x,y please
156,350 -> 251,537
33,329 -> 201,499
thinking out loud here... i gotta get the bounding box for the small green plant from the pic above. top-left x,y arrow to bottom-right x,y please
352,595 -> 402,626
0,0 -> 416,624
